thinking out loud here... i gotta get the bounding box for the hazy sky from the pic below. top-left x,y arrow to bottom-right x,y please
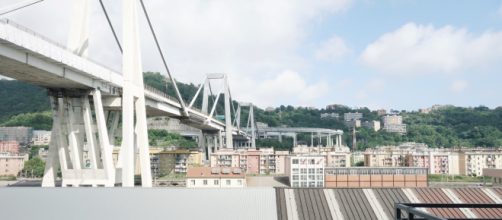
1,0 -> 502,110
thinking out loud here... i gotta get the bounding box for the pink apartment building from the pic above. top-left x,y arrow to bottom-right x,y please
0,141 -> 20,154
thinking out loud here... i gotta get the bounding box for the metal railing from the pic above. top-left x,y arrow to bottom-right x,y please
395,203 -> 502,220
0,18 -> 121,74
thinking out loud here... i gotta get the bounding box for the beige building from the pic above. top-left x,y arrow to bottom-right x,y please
210,148 -> 289,175
0,153 -> 28,176
382,115 -> 407,134
460,150 -> 502,176
31,130 -> 51,146
186,167 -> 246,188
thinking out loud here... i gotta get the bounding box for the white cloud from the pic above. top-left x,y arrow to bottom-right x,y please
361,22 -> 502,75
315,34 -> 351,61
235,70 -> 329,107
450,80 -> 468,93
3,0 -> 352,107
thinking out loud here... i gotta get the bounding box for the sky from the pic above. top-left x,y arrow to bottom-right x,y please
1,0 -> 502,110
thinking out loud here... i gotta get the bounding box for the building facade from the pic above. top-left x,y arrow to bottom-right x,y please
344,112 -> 363,121
0,127 -> 33,145
0,141 -> 20,154
31,130 -> 51,146
382,115 -> 407,134
0,153 -> 28,176
287,156 -> 325,188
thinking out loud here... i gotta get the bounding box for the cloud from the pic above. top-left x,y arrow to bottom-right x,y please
315,34 -> 351,61
235,70 -> 329,107
3,0 -> 352,107
450,80 -> 468,93
361,22 -> 502,75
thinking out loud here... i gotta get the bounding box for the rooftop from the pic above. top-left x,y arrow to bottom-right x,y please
186,167 -> 245,179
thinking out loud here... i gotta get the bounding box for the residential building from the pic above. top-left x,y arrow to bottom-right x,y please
345,119 -> 361,128
31,130 -> 51,146
326,152 -> 350,167
320,113 -> 339,119
287,156 -> 325,188
156,149 -> 203,175
210,148 -> 289,175
0,153 -> 29,176
0,140 -> 20,154
186,167 -> 246,188
362,120 -> 380,131
460,150 -> 502,176
382,115 -> 407,134
343,112 -> 363,121
0,127 -> 33,145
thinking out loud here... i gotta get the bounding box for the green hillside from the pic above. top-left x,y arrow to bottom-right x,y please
1,73 -> 501,150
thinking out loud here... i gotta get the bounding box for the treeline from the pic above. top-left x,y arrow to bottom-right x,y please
1,74 -> 502,150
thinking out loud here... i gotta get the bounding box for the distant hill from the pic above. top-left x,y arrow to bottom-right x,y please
1,73 -> 501,149
0,79 -> 50,122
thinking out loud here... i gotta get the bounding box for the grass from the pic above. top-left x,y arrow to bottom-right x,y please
428,174 -> 487,182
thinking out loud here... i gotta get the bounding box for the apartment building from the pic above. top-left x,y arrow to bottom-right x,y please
210,148 -> 289,175
0,140 -> 20,154
186,167 -> 246,188
344,112 -> 363,121
286,156 -> 325,188
382,115 -> 407,134
460,150 -> 502,176
320,113 -> 339,119
31,130 -> 51,146
0,153 -> 29,176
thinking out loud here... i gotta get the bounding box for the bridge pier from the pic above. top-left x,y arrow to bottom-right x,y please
42,90 -> 116,187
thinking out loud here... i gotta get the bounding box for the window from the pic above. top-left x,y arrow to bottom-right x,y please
191,180 -> 195,185
226,180 -> 231,185
203,180 -> 208,185
292,175 -> 299,180
301,175 -> 307,180
317,182 -> 323,187
237,180 -> 242,185
214,180 -> 219,185
309,182 -> 315,187
308,168 -> 315,174
292,168 -> 299,174
308,175 -> 315,180
310,159 -> 315,164
301,182 -> 307,187
292,159 -> 299,164
292,182 -> 299,187
300,168 -> 307,174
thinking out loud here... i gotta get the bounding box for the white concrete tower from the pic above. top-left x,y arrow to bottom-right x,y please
121,0 -> 152,187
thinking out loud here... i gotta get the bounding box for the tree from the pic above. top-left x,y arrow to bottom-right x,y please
23,157 -> 45,178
